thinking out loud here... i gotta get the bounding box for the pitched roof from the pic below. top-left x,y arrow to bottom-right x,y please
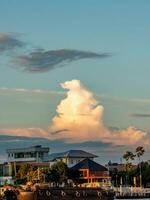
57,150 -> 97,158
71,158 -> 108,171
44,150 -> 97,162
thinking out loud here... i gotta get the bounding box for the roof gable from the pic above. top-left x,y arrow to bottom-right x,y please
71,158 -> 108,171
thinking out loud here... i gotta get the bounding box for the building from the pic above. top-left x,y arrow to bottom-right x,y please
0,163 -> 14,186
47,150 -> 97,167
0,145 -> 50,183
106,162 -> 136,172
1,147 -> 104,186
71,158 -> 111,187
7,145 -> 50,163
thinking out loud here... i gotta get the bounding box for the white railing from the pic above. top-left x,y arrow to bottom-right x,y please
114,186 -> 150,195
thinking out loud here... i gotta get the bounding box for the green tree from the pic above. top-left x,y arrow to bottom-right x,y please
48,161 -> 69,186
27,168 -> 45,183
136,146 -> 145,187
15,164 -> 38,184
15,164 -> 30,184
123,151 -> 136,186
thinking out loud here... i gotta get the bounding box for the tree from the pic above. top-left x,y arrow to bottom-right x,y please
15,164 -> 31,184
48,161 -> 69,186
123,151 -> 136,186
136,146 -> 145,188
15,164 -> 39,184
123,151 -> 136,162
27,168 -> 46,183
69,169 -> 80,186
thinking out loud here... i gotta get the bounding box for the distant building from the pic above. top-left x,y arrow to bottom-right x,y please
106,162 -> 136,172
0,163 -> 14,186
71,158 -> 111,187
0,163 -> 12,177
47,150 -> 98,167
6,145 -> 50,163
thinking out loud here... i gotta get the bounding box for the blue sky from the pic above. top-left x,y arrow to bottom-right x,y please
0,0 -> 150,97
0,0 -> 150,162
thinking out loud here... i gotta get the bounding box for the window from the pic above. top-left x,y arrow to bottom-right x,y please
70,159 -> 74,164
83,170 -> 87,177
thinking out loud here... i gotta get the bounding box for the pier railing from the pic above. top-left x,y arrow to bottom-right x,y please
114,186 -> 150,198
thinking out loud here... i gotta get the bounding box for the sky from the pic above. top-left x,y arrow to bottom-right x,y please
0,0 -> 150,163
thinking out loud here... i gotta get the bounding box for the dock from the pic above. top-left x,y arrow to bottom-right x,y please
115,186 -> 150,199
17,187 -> 114,200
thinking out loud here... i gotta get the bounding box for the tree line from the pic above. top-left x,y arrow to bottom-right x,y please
110,146 -> 150,187
15,161 -> 77,186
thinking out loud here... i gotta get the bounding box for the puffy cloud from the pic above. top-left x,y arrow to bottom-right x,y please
13,49 -> 110,72
50,80 -> 105,141
0,80 -> 148,146
110,127 -> 147,145
0,32 -> 25,52
49,80 -> 147,145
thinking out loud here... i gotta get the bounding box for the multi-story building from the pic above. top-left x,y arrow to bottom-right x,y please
7,145 -> 50,163
0,145 -> 50,184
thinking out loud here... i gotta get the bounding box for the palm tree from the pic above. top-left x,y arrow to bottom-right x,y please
136,146 -> 145,188
123,151 -> 136,186
123,151 -> 136,162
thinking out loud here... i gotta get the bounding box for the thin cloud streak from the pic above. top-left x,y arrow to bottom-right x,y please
130,113 -> 150,118
13,49 -> 110,73
0,87 -> 65,95
0,32 -> 25,52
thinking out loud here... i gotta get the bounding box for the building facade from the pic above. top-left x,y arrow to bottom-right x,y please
71,158 -> 111,188
7,145 -> 50,163
47,150 -> 98,168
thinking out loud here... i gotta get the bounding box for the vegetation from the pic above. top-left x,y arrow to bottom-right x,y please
15,161 -> 70,186
111,146 -> 147,187
136,146 -> 145,187
46,161 -> 69,186
110,161 -> 150,187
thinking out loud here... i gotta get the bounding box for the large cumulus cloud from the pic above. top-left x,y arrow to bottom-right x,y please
1,80 -> 148,146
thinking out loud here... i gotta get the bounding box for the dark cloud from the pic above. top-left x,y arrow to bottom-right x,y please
0,33 -> 25,52
51,129 -> 69,135
13,49 -> 110,73
130,113 -> 150,118
0,134 -> 111,163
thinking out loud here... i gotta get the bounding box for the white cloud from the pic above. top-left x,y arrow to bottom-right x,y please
0,80 -> 149,146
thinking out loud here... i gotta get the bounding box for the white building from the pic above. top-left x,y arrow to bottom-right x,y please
47,150 -> 98,168
6,145 -> 50,163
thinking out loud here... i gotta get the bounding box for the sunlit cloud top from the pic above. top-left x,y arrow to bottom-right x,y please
1,79 -> 147,147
